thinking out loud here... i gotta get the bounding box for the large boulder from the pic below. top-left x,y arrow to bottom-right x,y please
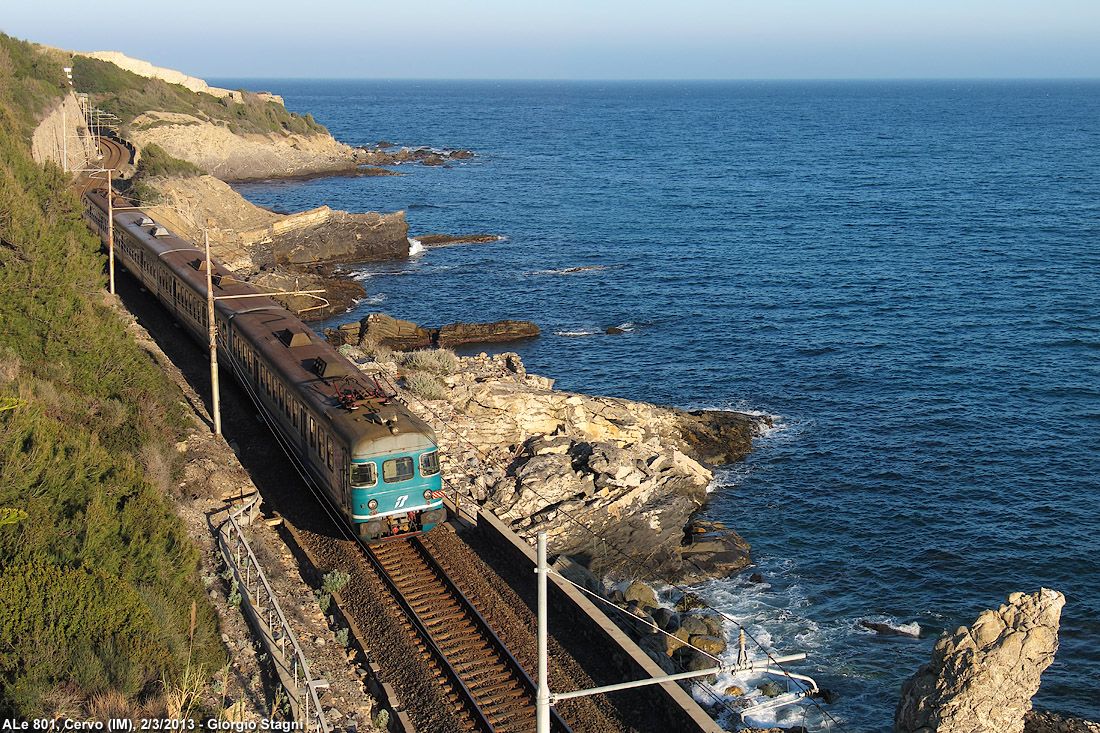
895,588 -> 1065,733
359,313 -> 433,350
678,519 -> 752,582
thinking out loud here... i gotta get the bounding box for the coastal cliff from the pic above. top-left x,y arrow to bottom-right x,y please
127,110 -> 361,181
30,51 -> 419,320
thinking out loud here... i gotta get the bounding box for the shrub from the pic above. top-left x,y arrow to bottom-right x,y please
400,348 -> 457,375
134,143 -> 205,180
322,569 -> 350,595
405,372 -> 445,400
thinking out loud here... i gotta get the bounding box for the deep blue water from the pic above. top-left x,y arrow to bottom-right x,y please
215,79 -> 1100,731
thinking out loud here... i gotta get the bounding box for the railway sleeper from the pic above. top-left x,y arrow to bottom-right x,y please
430,625 -> 482,643
476,678 -> 524,698
440,637 -> 491,656
406,586 -> 451,602
488,704 -> 534,726
409,589 -> 451,607
453,658 -> 508,677
415,607 -> 459,625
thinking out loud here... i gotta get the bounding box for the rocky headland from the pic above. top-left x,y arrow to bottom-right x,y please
334,340 -> 768,584
33,52 -> 487,323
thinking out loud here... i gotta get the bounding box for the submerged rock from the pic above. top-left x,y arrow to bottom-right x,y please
895,588 -> 1065,733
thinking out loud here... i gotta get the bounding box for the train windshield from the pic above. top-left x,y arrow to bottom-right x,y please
351,462 -> 377,488
382,457 -> 415,483
420,450 -> 440,477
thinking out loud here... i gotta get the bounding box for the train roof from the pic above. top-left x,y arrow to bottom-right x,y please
97,192 -> 437,458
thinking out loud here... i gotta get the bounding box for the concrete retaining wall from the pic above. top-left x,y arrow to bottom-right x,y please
472,506 -> 724,733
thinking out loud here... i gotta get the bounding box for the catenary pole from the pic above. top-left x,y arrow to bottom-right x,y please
205,229 -> 222,435
537,532 -> 550,733
106,169 -> 115,295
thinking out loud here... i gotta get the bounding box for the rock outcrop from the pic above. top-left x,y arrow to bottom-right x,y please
326,314 -> 540,351
349,348 -> 766,582
270,208 -> 409,266
1025,711 -> 1100,733
144,176 -> 409,269
437,320 -> 541,347
128,112 -> 359,181
896,588 -> 1065,733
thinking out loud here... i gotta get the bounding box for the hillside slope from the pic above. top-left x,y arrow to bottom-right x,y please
0,33 -> 223,719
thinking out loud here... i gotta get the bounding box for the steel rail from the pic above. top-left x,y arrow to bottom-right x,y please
411,537 -> 573,733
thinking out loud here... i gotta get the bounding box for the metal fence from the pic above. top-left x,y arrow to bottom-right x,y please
215,495 -> 331,732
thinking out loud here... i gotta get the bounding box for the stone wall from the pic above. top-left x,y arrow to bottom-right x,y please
30,92 -> 99,172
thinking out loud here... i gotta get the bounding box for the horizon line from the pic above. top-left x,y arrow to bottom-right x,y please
205,75 -> 1100,83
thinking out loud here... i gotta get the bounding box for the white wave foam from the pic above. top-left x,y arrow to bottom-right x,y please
366,294 -> 387,304
525,265 -> 612,276
407,237 -> 425,256
352,271 -> 376,282
554,330 -> 602,337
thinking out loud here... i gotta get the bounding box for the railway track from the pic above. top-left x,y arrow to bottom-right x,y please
365,536 -> 570,733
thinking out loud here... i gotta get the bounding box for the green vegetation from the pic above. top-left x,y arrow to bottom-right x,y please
322,569 -> 350,595
0,33 -> 223,718
71,55 -> 328,137
0,35 -> 67,141
135,143 -> 206,179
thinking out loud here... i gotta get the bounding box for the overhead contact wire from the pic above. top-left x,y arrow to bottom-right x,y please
374,367 -> 850,732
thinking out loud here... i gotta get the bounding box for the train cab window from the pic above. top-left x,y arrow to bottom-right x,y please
350,462 -> 377,488
419,450 -> 441,477
382,457 -> 415,483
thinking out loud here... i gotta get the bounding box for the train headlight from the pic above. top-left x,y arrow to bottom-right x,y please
367,499 -> 378,510
423,489 -> 433,501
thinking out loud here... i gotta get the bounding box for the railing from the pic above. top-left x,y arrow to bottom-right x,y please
215,494 -> 331,732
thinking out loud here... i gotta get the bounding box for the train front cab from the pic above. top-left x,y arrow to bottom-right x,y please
351,447 -> 446,540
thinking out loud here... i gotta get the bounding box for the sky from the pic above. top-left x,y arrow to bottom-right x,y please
4,0 -> 1099,80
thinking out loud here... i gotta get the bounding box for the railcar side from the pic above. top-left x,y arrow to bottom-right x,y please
82,189 -> 445,539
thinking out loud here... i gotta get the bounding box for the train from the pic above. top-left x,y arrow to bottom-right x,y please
82,188 -> 447,540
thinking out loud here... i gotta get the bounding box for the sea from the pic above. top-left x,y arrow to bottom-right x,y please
213,78 -> 1100,732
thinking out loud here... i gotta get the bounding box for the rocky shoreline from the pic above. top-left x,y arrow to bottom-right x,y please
332,341 -> 769,584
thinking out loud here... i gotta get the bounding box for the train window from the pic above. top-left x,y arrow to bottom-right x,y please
308,417 -> 316,449
419,450 -> 441,477
382,457 -> 415,483
325,437 -> 334,470
350,462 -> 377,488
